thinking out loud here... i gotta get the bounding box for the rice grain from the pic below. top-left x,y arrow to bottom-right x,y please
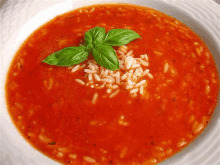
135,80 -> 146,87
70,46 -> 154,102
75,79 -> 85,85
109,89 -> 120,98
84,69 -> 97,74
147,73 -> 154,79
140,85 -> 144,95
83,156 -> 96,163
88,74 -> 93,81
94,74 -> 101,81
164,63 -> 169,73
107,89 -> 112,93
127,50 -> 133,56
92,93 -> 98,104
71,65 -> 80,72
69,154 -> 77,159
130,88 -> 139,94
102,78 -> 114,83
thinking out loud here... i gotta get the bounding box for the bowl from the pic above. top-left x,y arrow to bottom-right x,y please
1,0 -> 219,164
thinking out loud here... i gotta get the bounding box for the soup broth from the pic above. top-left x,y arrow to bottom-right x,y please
5,4 -> 219,165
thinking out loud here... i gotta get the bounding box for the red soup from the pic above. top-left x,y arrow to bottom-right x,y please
5,4 -> 219,165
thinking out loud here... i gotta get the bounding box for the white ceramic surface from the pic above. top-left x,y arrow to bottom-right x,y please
0,0 -> 219,164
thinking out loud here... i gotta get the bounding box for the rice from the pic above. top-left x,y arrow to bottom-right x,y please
194,42 -> 199,46
83,156 -> 96,163
117,50 -> 125,55
75,79 -> 85,85
196,48 -> 201,56
106,75 -> 115,80
126,85 -> 134,89
94,74 -> 101,81
70,46 -> 154,103
120,45 -> 128,50
139,67 -> 143,73
101,78 -> 114,83
144,54 -> 149,61
132,63 -> 141,69
88,64 -> 96,70
89,8 -> 95,13
148,73 -> 154,79
139,59 -> 149,66
58,147 -> 69,152
127,50 -> 133,56
116,72 -> 121,84
109,89 -> 120,98
154,51 -> 162,55
140,85 -> 144,95
71,65 -> 80,73
84,69 -> 97,74
140,55 -> 145,59
103,69 -> 109,76
177,140 -> 187,148
206,85 -> 210,94
121,73 -> 128,80
38,134 -> 51,143
135,80 -> 146,87
119,45 -> 128,53
96,84 -> 105,89
92,93 -> 98,104
142,69 -> 150,76
130,88 -> 139,94
164,63 -> 169,73
106,89 -> 112,93
80,64 -> 86,68
27,132 -> 35,137
112,85 -> 119,89
193,123 -> 204,134
127,79 -> 135,86
88,74 -> 93,81
125,56 -> 133,69
69,154 -> 77,159
56,152 -> 64,158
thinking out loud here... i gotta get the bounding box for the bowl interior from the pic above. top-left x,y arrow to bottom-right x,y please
1,0 -> 219,164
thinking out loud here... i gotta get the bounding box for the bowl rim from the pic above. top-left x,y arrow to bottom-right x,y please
1,0 -> 220,164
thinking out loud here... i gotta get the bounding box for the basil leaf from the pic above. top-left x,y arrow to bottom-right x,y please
92,45 -> 119,70
42,46 -> 89,66
104,29 -> 140,46
84,27 -> 105,48
42,27 -> 141,70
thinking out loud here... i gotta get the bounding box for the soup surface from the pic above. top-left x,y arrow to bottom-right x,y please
5,4 -> 219,165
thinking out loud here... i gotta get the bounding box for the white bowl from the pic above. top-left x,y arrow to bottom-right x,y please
1,0 -> 219,164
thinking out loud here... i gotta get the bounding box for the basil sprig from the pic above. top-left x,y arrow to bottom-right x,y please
42,27 -> 140,70
42,46 -> 89,66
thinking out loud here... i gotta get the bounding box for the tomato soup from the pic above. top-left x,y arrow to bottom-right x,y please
5,4 -> 219,165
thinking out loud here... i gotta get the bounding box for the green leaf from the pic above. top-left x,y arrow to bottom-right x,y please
104,29 -> 140,46
84,27 -> 105,48
48,142 -> 56,145
42,46 -> 89,66
84,30 -> 93,48
92,45 -> 119,70
42,27 -> 141,70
